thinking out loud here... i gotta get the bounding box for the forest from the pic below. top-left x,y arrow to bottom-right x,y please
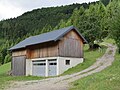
1,0 -> 120,65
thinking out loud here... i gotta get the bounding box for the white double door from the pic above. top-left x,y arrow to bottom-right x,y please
32,59 -> 57,76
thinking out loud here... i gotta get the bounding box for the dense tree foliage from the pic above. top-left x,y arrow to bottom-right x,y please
109,0 -> 120,53
55,2 -> 107,49
0,3 -> 95,41
100,0 -> 110,6
1,0 -> 120,65
0,2 -> 98,65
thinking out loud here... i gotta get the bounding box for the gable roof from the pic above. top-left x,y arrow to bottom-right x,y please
9,25 -> 87,51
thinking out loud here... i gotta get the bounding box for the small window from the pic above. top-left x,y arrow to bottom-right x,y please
66,60 -> 70,65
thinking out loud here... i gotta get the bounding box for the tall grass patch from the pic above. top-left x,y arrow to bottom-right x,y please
70,53 -> 120,90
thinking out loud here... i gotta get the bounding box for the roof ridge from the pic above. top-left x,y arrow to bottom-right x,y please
54,25 -> 74,41
28,25 -> 74,38
9,25 -> 87,51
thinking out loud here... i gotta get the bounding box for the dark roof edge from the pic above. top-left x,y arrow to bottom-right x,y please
9,25 -> 87,51
8,47 -> 25,51
54,25 -> 74,41
9,40 -> 55,51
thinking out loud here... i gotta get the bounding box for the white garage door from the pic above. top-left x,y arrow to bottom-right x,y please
32,60 -> 46,76
48,60 -> 57,76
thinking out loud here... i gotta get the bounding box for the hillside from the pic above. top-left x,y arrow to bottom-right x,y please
0,0 -> 118,67
0,2 -> 99,65
0,43 -> 106,89
71,46 -> 120,90
0,1 -> 120,90
0,3 -> 96,41
0,63 -> 11,75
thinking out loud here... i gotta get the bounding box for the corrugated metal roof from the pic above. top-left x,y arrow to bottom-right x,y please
9,25 -> 87,50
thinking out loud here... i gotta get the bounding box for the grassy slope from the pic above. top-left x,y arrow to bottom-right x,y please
70,47 -> 120,90
0,63 -> 44,89
62,44 -> 106,75
0,44 -> 106,89
0,63 -> 11,75
103,38 -> 116,44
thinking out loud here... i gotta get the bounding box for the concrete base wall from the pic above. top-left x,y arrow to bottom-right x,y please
57,57 -> 83,75
26,57 -> 83,76
26,59 -> 32,76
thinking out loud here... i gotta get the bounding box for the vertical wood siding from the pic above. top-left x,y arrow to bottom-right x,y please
27,42 -> 59,59
12,29 -> 84,59
58,30 -> 83,58
11,29 -> 84,76
12,50 -> 26,56
12,56 -> 26,76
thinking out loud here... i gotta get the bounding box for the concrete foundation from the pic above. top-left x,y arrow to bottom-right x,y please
26,57 -> 83,76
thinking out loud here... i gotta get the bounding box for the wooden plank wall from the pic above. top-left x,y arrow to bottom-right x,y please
12,56 -> 26,76
12,50 -> 26,57
27,42 -> 59,59
58,30 -> 83,58
12,29 -> 84,59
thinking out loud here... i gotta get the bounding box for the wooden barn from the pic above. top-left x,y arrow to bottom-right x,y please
9,26 -> 87,76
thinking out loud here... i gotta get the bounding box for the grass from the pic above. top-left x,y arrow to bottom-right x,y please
0,44 -> 107,89
99,38 -> 115,48
0,63 -> 11,75
70,52 -> 120,90
62,44 -> 106,75
103,38 -> 116,45
0,63 -> 44,90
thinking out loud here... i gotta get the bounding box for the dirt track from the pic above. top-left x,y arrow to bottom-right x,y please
6,44 -> 117,90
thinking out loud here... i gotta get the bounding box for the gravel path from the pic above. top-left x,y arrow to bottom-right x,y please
6,44 -> 117,90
